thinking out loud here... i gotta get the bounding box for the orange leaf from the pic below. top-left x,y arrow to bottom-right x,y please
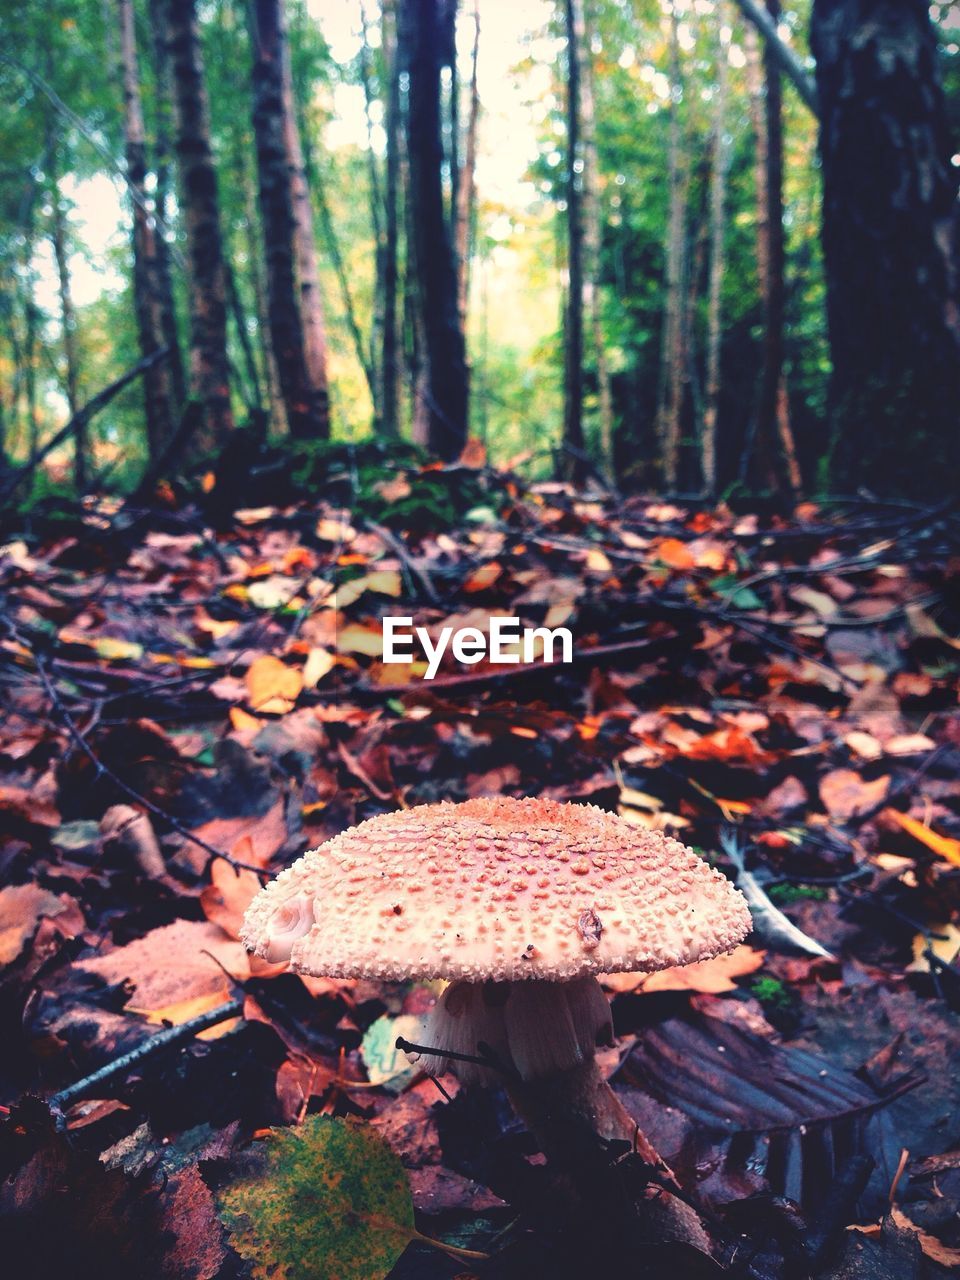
464,561 -> 502,592
885,810 -> 960,867
655,538 -> 696,570
230,706 -> 265,732
201,857 -> 263,940
246,654 -> 303,714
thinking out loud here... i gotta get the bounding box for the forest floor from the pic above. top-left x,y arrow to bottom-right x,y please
1,460 -> 960,1279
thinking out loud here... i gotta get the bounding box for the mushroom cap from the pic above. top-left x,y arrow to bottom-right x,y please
241,796 -> 751,982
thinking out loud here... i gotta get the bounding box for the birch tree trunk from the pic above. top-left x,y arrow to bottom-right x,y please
403,0 -> 469,460
656,1 -> 688,491
702,8 -> 730,497
563,0 -> 586,483
118,0 -> 178,464
165,0 -> 234,451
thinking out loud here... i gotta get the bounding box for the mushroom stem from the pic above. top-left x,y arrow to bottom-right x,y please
504,1058 -> 713,1254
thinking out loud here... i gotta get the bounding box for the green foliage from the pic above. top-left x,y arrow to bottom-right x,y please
216,1116 -> 414,1280
767,882 -> 827,905
748,975 -> 794,1013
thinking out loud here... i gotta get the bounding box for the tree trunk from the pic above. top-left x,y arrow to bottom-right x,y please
360,0 -> 386,431
280,5 -> 330,435
702,7 -> 730,497
454,0 -> 480,329
381,0 -> 401,439
810,0 -> 960,495
403,0 -> 469,460
656,1 -> 688,491
165,0 -> 234,453
563,0 -> 586,484
48,149 -> 84,489
579,0 -> 614,481
250,0 -> 326,439
119,0 -> 178,465
147,0 -> 186,409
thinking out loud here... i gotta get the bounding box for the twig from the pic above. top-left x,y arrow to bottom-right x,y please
8,627 -> 267,875
732,0 -> 819,115
49,997 -> 243,1116
366,520 -> 440,604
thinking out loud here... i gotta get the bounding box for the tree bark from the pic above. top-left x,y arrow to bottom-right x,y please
280,4 -> 330,434
810,0 -> 960,495
165,0 -> 234,452
702,8 -> 730,497
119,0 -> 178,465
454,0 -> 480,330
250,0 -> 327,439
147,0 -> 186,409
403,0 -> 469,460
48,149 -> 84,489
563,0 -> 586,484
380,0 -> 401,438
656,1 -> 688,492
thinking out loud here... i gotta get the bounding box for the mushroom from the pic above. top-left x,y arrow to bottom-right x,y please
241,796 -> 751,1251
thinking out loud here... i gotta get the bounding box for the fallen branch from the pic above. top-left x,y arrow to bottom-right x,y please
0,347 -> 171,502
733,0 -> 819,115
49,997 -> 244,1115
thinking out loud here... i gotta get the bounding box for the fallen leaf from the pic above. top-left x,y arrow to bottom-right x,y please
820,769 -> 890,822
246,655 -> 303,714
201,858 -> 263,940
884,809 -> 960,867
217,1116 -> 415,1280
0,884 -> 77,967
889,1207 -> 960,1268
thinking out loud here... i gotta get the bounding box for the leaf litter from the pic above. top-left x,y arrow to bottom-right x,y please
1,478 -> 960,1277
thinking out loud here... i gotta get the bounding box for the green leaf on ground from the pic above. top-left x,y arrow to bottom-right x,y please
217,1116 -> 414,1280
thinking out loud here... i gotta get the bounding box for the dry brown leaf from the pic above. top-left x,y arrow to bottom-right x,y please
0,884 -> 76,967
889,1207 -> 960,1267
819,769 -> 890,821
246,654 -> 303,714
191,797 -> 287,866
78,919 -> 248,1009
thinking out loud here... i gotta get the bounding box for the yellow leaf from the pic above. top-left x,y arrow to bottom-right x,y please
246,655 -> 303,714
885,810 -> 960,867
128,989 -> 240,1040
303,647 -> 336,687
464,561 -> 502,592
338,624 -> 383,657
585,548 -> 613,573
224,584 -> 249,602
231,706 -> 265,732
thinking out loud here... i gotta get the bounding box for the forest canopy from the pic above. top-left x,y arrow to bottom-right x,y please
0,0 -> 958,504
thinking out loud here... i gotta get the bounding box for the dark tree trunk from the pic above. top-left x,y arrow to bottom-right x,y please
119,0 -> 178,464
165,0 -> 234,452
403,0 -> 469,460
250,0 -> 326,439
147,0 -> 186,409
811,0 -> 960,495
381,0 -> 401,438
563,0 -> 586,483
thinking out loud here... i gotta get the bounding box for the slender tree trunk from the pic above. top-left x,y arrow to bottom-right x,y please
563,0 -> 586,483
403,0 -> 469,460
48,149 -> 84,489
360,0 -> 386,430
165,0 -> 234,451
656,1 -> 688,491
811,0 -> 960,495
578,0 -> 614,480
455,0 -> 480,329
702,7 -> 730,497
281,6 -> 330,434
119,0 -> 178,464
381,0 -> 401,438
250,0 -> 326,439
147,0 -> 186,409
